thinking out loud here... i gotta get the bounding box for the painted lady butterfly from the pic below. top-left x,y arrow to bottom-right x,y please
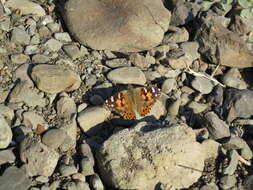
105,85 -> 161,119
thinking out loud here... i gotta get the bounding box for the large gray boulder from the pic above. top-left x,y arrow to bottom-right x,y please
63,0 -> 171,52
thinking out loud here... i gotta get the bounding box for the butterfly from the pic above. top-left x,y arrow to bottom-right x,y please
104,85 -> 161,119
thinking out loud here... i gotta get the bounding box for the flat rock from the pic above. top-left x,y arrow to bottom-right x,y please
107,67 -> 146,85
0,104 -> 14,125
223,136 -> 253,160
31,64 -> 81,94
63,0 -> 171,52
11,27 -> 30,45
191,76 -> 215,94
12,64 -> 34,87
44,39 -> 62,52
195,21 -> 253,68
223,89 -> 253,122
57,94 -> 77,120
0,166 -> 32,190
96,122 -> 205,190
80,143 -> 95,176
59,117 -> 77,152
6,0 -> 46,16
77,106 -> 110,133
204,112 -> 230,140
8,81 -> 47,107
20,136 -> 59,176
0,149 -> 16,165
0,114 -> 13,149
42,129 -> 67,149
10,54 -> 29,64
222,68 -> 247,89
166,0 -> 200,26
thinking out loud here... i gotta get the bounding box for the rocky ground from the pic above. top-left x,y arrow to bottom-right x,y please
1,0 -> 253,190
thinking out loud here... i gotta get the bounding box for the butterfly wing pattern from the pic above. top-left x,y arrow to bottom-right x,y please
105,90 -> 136,119
105,86 -> 161,119
137,87 -> 161,117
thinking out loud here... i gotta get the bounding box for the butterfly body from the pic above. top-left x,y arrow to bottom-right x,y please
105,85 -> 161,119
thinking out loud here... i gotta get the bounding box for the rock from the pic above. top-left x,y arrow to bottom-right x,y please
80,143 -> 95,176
161,78 -> 175,94
13,125 -> 32,143
20,136 -> 59,176
59,165 -> 78,176
195,22 -> 253,68
0,89 -> 9,103
57,94 -> 77,120
223,150 -> 239,175
22,110 -> 47,130
11,27 -> 30,45
59,118 -> 77,152
144,71 -> 162,81
201,139 -> 220,159
223,89 -> 253,122
0,104 -> 14,125
72,173 -> 86,182
0,17 -> 11,31
223,137 -> 253,160
168,98 -> 181,117
76,181 -> 91,190
30,34 -> 40,44
47,23 -> 60,33
243,175 -> 253,190
204,112 -> 230,140
107,67 -> 146,85
38,25 -> 51,38
35,176 -> 49,183
54,32 -> 72,42
63,0 -> 171,52
165,0 -> 200,26
42,129 -> 67,149
96,123 -> 205,190
8,81 -> 47,107
219,175 -> 237,190
0,166 -> 32,190
44,39 -> 62,52
105,58 -> 131,68
89,174 -> 104,190
208,85 -> 224,107
77,106 -> 110,133
162,27 -> 189,44
12,64 -> 34,86
188,101 -> 208,114
32,54 -> 50,64
180,41 -> 200,61
63,44 -> 82,60
222,68 -> 247,89
129,53 -> 150,69
31,64 -> 81,94
0,114 -> 13,149
10,54 -> 29,64
24,45 -> 39,55
89,95 -> 104,106
6,0 -> 46,16
0,149 -> 15,165
200,183 -> 219,190
191,76 -> 215,94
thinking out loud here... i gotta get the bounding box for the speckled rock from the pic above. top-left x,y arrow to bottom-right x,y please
96,122 -> 205,190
